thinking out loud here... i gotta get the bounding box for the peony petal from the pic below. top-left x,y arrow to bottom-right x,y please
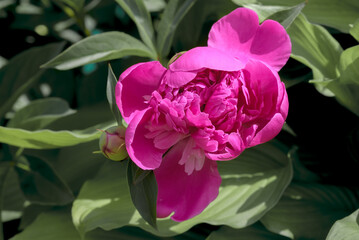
169,47 -> 244,75
208,8 -> 291,71
126,109 -> 166,170
155,138 -> 221,221
116,61 -> 166,123
244,61 -> 288,147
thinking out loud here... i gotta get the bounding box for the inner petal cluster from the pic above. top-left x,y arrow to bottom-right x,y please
145,69 -> 264,174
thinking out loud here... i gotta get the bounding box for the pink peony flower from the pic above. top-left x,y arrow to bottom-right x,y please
116,8 -> 291,221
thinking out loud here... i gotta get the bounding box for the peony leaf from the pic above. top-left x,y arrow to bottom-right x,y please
7,98 -> 76,131
127,161 -> 157,229
326,209 -> 359,240
207,224 -> 290,240
261,183 -> 359,239
0,42 -> 65,118
327,45 -> 359,116
0,121 -> 113,149
41,32 -> 156,70
115,0 -> 156,54
0,162 -> 10,239
233,0 -> 359,33
266,2 -> 305,29
350,20 -> 359,42
72,141 -> 292,236
15,155 -> 74,205
288,14 -> 342,80
156,0 -> 196,61
106,64 -> 122,126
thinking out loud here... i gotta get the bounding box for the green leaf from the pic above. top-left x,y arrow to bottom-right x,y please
0,122 -> 113,149
11,210 -> 81,240
156,0 -> 196,61
207,224 -> 291,240
41,32 -> 156,70
328,45 -> 359,116
55,0 -> 85,13
7,98 -> 76,131
288,14 -> 342,80
0,163 -> 10,240
261,183 -> 359,240
350,19 -> 359,42
127,161 -> 157,229
326,209 -> 359,240
2,167 -> 25,222
0,42 -> 65,118
106,64 -> 122,125
72,141 -> 292,236
15,155 -> 74,205
115,0 -> 157,54
267,2 -> 305,29
143,0 -> 166,12
233,0 -> 359,33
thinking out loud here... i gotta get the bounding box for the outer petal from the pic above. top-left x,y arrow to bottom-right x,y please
155,138 -> 221,221
167,47 -> 245,88
116,61 -> 166,123
244,61 -> 289,147
126,109 -> 166,170
208,8 -> 291,71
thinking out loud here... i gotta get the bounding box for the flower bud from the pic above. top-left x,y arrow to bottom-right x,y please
99,126 -> 128,161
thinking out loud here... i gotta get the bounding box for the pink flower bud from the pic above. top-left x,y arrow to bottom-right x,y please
99,126 -> 128,161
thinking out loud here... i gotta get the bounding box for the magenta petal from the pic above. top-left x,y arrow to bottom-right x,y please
116,61 -> 166,123
169,47 -> 245,73
155,139 -> 221,221
126,109 -> 166,170
208,8 -> 291,71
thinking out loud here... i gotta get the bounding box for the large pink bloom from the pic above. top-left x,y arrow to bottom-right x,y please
116,8 -> 291,221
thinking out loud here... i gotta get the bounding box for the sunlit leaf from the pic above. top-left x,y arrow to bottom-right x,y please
326,209 -> 359,240
41,32 -> 156,70
15,155 -> 74,205
143,0 -> 166,12
261,183 -> 359,239
207,224 -> 290,240
0,121 -> 113,149
267,2 -> 305,29
156,0 -> 196,61
350,20 -> 359,42
7,98 -> 76,131
115,0 -> 157,54
72,141 -> 292,236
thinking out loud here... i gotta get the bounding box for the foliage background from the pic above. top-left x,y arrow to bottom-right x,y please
1,0 -> 359,239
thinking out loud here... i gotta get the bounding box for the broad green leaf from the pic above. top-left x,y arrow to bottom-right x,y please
15,155 -> 74,205
261,183 -> 359,240
326,209 -> 359,240
0,163 -> 10,240
143,0 -> 166,12
72,141 -> 292,236
41,32 -> 156,70
328,45 -> 359,116
19,205 -> 52,230
207,224 -> 290,240
238,4 -> 290,22
0,42 -> 65,118
106,64 -> 122,125
350,20 -> 359,42
0,122 -> 113,149
156,0 -> 196,60
2,167 -> 25,222
7,98 -> 76,131
233,0 -> 359,33
267,2 -> 305,29
288,14 -> 342,80
55,0 -> 85,13
127,161 -> 157,229
115,0 -> 156,54
12,209 -> 176,240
